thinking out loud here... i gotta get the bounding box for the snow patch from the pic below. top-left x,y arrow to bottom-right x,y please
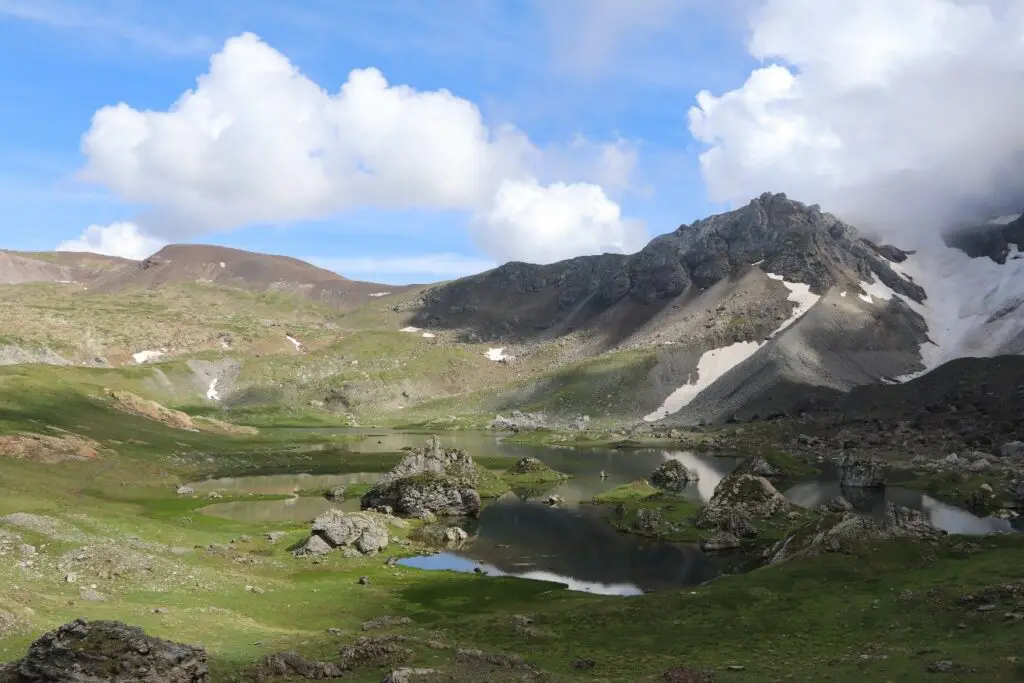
369,292 -> 390,297
132,350 -> 165,364
485,348 -> 511,362
644,272 -> 821,422
206,379 -> 221,402
421,332 -> 436,338
840,291 -> 848,298
988,213 -> 1021,225
285,334 -> 302,351
219,261 -> 226,268
400,326 -> 422,333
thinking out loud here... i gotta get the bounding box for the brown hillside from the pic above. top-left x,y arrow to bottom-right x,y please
88,244 -> 414,309
0,250 -> 134,284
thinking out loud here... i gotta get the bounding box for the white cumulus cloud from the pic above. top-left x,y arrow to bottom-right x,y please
688,0 -> 1024,244
78,32 -> 641,264
56,222 -> 164,260
471,178 -> 647,264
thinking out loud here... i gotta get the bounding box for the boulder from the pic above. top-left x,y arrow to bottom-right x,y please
632,508 -> 665,532
650,460 -> 699,488
324,485 -> 346,502
509,457 -> 547,474
489,411 -> 547,432
1000,441 -> 1024,459
734,454 -> 786,479
310,510 -> 389,555
361,474 -> 481,518
252,651 -> 342,681
766,503 -> 944,564
824,496 -> 853,512
175,486 -> 195,496
696,474 -> 789,529
292,534 -> 333,558
837,454 -> 886,488
700,532 -> 741,552
0,619 -> 208,682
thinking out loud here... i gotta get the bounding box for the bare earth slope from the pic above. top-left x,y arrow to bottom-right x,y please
90,244 -> 416,310
0,251 -> 134,284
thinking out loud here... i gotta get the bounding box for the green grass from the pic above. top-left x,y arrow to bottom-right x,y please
2,373 -> 1024,681
757,446 -> 820,478
903,471 -> 1011,514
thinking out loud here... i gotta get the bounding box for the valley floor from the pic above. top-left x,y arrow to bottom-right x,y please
0,375 -> 1022,682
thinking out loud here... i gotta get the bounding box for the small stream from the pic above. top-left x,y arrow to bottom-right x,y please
189,430 -> 1018,594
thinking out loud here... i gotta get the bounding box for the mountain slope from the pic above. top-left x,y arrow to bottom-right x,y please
0,250 -> 134,284
89,244 -> 412,309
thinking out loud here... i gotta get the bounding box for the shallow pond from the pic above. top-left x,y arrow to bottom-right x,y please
192,429 -> 1018,593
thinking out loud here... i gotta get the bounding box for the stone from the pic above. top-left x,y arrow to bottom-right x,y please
700,532 -> 741,552
265,531 -> 286,544
837,454 -> 886,488
311,510 -> 389,555
381,669 -> 436,683
1000,441 -> 1024,459
252,651 -> 342,680
442,526 -> 469,545
734,454 -> 786,479
0,619 -> 208,682
696,474 -> 789,529
490,411 -> 547,432
175,486 -> 195,496
650,459 -> 699,488
361,616 -> 413,631
543,494 -> 565,507
825,496 -> 853,512
292,535 -> 332,557
324,485 -> 346,502
570,658 -> 596,669
633,507 -> 666,532
358,576 -> 370,585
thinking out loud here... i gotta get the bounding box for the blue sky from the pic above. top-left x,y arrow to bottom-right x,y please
0,0 -> 760,283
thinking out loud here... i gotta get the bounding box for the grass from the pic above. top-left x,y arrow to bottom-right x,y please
1,375 -> 1023,680
902,471 -> 1012,514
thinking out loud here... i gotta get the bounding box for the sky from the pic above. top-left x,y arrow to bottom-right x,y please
2,0 -> 1023,283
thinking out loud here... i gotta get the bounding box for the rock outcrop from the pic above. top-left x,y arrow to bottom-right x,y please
650,460 -> 699,488
837,454 -> 886,488
490,412 -> 548,432
361,436 -> 482,517
0,619 -> 209,682
766,503 -> 943,564
696,474 -> 789,529
509,457 -> 548,474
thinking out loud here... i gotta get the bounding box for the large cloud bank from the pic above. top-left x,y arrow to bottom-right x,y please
688,0 -> 1024,244
70,33 -> 645,264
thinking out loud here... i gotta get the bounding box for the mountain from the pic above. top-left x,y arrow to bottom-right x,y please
89,244 -> 410,309
412,193 -> 939,424
0,250 -> 134,284
2,193 -> 1023,427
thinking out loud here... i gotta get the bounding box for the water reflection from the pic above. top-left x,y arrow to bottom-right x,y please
399,498 -> 718,594
782,478 -> 1013,535
399,553 -> 644,596
198,496 -> 360,523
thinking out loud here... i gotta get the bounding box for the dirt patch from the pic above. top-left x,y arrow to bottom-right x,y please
0,432 -> 102,463
107,389 -> 197,430
106,390 -> 255,435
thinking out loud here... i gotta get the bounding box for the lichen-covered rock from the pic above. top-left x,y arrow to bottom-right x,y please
382,435 -> 479,486
700,532 -> 741,552
0,619 -> 209,682
361,436 -> 482,517
324,485 -> 346,502
765,503 -> 943,564
696,474 -> 789,529
733,454 -> 786,479
252,651 -> 342,680
650,460 -> 699,488
361,474 -> 481,518
837,454 -> 886,488
632,508 -> 666,532
310,510 -> 389,555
